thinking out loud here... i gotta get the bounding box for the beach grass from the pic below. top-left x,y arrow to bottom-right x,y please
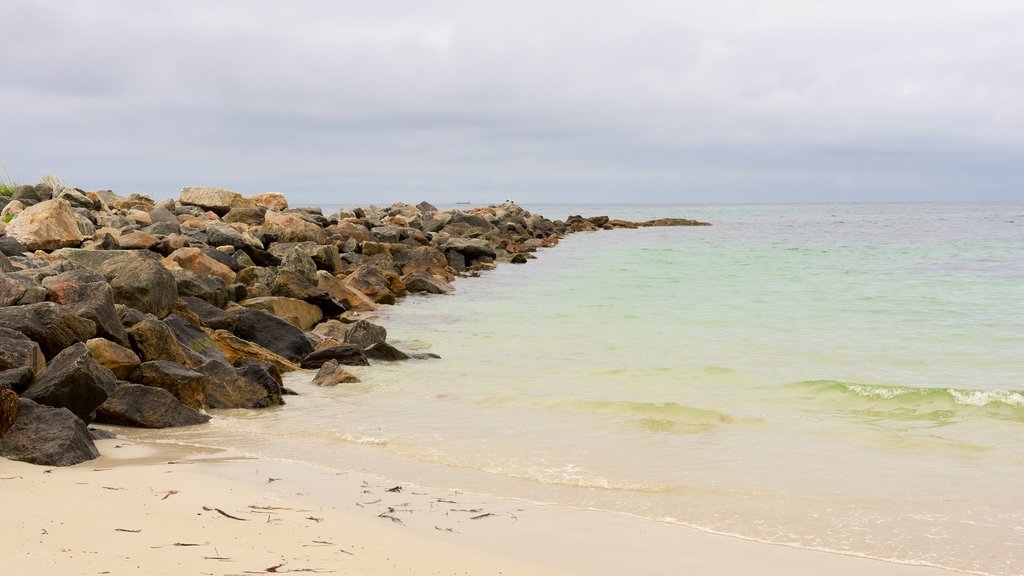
0,164 -> 16,197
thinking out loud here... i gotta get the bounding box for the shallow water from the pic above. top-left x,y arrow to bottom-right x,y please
127,202 -> 1024,575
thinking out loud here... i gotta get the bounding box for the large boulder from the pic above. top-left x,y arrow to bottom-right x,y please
363,341 -> 412,361
250,192 -> 288,211
22,342 -> 116,423
0,367 -> 35,394
343,320 -> 388,349
0,302 -> 97,359
239,296 -> 323,331
130,361 -> 206,410
443,238 -> 496,263
99,253 -> 178,318
179,186 -> 247,216
95,382 -> 211,428
1,272 -> 45,307
316,271 -> 378,312
208,330 -> 300,374
0,326 -> 46,374
342,265 -> 401,305
197,359 -> 283,409
5,198 -> 84,251
260,211 -> 328,244
393,246 -> 453,280
85,338 -> 141,379
179,296 -> 236,330
402,271 -> 454,294
169,268 -> 233,309
127,318 -> 190,364
161,314 -> 227,363
42,268 -> 130,347
162,247 -> 237,284
299,345 -> 369,369
0,399 -> 99,466
232,309 -> 313,363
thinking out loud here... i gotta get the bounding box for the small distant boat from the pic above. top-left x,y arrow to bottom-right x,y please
454,201 -> 472,205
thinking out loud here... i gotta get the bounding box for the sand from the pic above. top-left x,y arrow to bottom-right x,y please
0,439 -> 963,576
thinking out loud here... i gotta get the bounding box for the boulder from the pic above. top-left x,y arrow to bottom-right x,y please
85,338 -> 141,379
179,296 -> 236,330
5,198 -> 84,251
127,317 -> 190,364
0,367 -> 35,394
198,359 -> 283,409
95,382 -> 211,428
342,265 -> 400,305
0,302 -> 97,359
161,314 -> 227,363
0,399 -> 99,466
99,252 -> 178,318
223,206 -> 267,226
251,192 -> 288,211
311,319 -> 349,341
393,246 -> 453,279
232,357 -> 284,390
162,247 -> 236,284
311,360 -> 360,386
316,271 -> 378,312
179,186 -> 246,216
22,342 -> 116,423
0,236 -> 29,257
232,309 -> 313,363
239,296 -> 323,331
260,211 -> 328,244
115,231 -> 161,250
130,361 -> 206,410
0,272 -> 47,306
444,238 -> 497,262
402,271 -> 454,294
42,268 -> 130,347
0,388 -> 19,436
169,268 -> 233,309
209,329 -> 300,374
299,345 -> 369,369
0,326 -> 46,374
363,341 -> 411,361
343,320 -> 388,349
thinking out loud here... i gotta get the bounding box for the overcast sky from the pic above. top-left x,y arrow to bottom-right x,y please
2,0 -> 1022,204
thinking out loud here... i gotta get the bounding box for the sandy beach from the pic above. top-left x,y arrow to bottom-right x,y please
1,439 -> 964,576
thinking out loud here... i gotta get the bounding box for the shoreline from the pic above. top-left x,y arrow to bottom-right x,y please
2,438 -> 967,576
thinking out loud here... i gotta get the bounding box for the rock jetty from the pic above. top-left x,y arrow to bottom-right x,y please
0,182 -> 709,466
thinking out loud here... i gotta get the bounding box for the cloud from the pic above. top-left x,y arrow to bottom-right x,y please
1,0 -> 1022,203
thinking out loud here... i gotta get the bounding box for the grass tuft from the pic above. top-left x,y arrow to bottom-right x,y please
0,164 -> 16,197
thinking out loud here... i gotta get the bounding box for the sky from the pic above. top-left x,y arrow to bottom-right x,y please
1,0 -> 1023,204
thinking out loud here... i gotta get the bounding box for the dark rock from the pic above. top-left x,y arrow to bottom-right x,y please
95,383 -> 211,428
224,206 -> 267,226
0,272 -> 47,306
89,427 -> 117,440
0,326 -> 46,374
0,388 -> 18,436
130,361 -> 206,410
416,201 -> 439,213
299,345 -> 369,369
231,364 -> 284,408
99,253 -> 178,318
311,360 -> 360,386
343,320 -> 388,349
0,252 -> 15,273
232,308 -> 313,363
444,238 -> 497,261
0,367 -> 35,394
42,268 -> 130,347
0,301 -> 97,359
510,253 -> 528,264
402,271 -> 454,294
169,268 -> 233,308
162,314 -> 227,363
179,296 -> 236,330
127,318 -> 189,364
23,342 -> 115,423
0,236 -> 29,257
363,341 -> 411,361
0,399 -> 99,466
194,358 -> 280,409
12,183 -> 53,206
232,357 -> 284,390
117,305 -> 149,328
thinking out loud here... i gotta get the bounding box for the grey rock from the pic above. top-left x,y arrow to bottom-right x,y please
0,399 -> 100,466
0,301 -> 97,359
23,342 -> 116,423
96,383 -> 211,428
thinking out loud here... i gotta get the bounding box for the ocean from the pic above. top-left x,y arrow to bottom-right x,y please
125,202 -> 1024,575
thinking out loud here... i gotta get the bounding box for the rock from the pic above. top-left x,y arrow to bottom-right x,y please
0,272 -> 47,306
162,247 -> 236,284
85,338 -> 141,379
95,383 -> 211,428
161,314 -> 227,363
0,367 -> 35,394
444,238 -> 497,262
11,183 -> 53,206
179,186 -> 246,216
0,326 -> 46,374
0,388 -> 19,436
130,361 -> 206,410
0,302 -> 97,359
393,246 -> 453,279
402,271 -> 454,294
99,252 -> 178,318
232,357 -> 284,390
179,296 -> 236,330
342,265 -> 400,305
224,206 -> 267,226
239,296 -> 323,331
127,317 -> 190,364
343,320 -> 388,349
22,342 -> 116,423
363,341 -> 411,361
232,309 -> 313,363
316,271 -> 378,312
251,192 -> 288,211
42,268 -> 130,347
0,399 -> 99,466
0,252 -> 15,273
169,268 -> 233,309
116,231 -> 161,250
0,236 -> 29,256
299,345 -> 369,369
260,211 -> 328,244
311,319 -> 349,341
209,329 -> 300,374
416,201 -> 439,213
5,198 -> 84,251
198,359 -> 282,409
311,360 -> 360,386
638,217 -> 711,227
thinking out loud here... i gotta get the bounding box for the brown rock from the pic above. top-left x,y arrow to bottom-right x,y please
209,329 -> 301,374
5,198 -> 84,251
0,388 -> 19,437
85,338 -> 141,379
179,186 -> 249,216
130,361 -> 206,410
260,211 -> 328,244
239,296 -> 323,331
0,326 -> 46,374
316,271 -> 378,312
127,318 -> 190,364
162,247 -> 236,284
95,383 -> 211,428
250,192 -> 288,211
311,360 -> 360,386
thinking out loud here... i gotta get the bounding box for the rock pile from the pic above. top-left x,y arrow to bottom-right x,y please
0,183 -> 709,466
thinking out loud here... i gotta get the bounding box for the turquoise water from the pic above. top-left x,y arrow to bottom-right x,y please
131,202 -> 1024,575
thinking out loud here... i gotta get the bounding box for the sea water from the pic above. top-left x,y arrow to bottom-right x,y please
130,202 -> 1024,575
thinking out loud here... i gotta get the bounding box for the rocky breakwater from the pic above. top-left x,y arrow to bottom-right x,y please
0,182 -> 709,466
